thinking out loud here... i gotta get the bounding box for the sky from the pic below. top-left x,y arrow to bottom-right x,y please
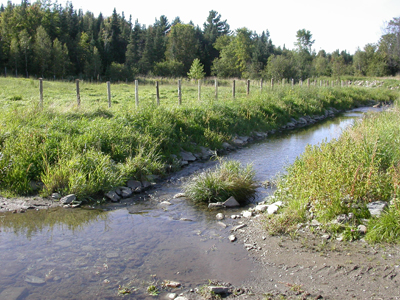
6,0 -> 400,54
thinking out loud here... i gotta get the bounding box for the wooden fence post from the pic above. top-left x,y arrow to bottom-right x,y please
247,79 -> 250,95
39,78 -> 43,108
271,78 -> 274,89
198,79 -> 201,101
215,77 -> 218,100
135,80 -> 139,107
76,79 -> 81,107
307,78 -> 310,87
107,81 -> 111,108
282,78 -> 285,86
300,79 -> 303,86
156,81 -> 160,106
178,79 -> 182,105
232,79 -> 236,99
291,78 -> 294,88
260,78 -> 263,93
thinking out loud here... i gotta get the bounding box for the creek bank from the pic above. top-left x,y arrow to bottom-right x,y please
0,104 -> 376,214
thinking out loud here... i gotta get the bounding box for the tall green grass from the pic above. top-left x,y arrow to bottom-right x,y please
0,77 -> 398,198
265,101 -> 400,243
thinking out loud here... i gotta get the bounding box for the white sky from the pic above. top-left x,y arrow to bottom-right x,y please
6,0 -> 400,54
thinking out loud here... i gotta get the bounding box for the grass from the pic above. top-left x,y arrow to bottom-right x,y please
0,76 -> 398,199
184,159 -> 257,205
264,100 -> 400,243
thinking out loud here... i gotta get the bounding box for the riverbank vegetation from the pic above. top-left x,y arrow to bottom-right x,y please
264,99 -> 400,243
0,77 -> 397,198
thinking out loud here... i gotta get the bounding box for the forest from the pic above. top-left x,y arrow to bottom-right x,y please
0,0 -> 399,81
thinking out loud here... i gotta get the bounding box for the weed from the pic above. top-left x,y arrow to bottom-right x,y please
184,159 -> 257,205
146,285 -> 159,296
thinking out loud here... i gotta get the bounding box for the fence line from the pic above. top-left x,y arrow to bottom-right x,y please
36,77 -> 351,108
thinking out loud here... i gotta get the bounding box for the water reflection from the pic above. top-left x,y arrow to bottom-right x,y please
0,208 -> 109,239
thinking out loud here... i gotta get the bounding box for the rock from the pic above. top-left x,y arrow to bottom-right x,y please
168,293 -> 177,299
127,180 -> 142,190
165,281 -> 181,288
180,150 -> 196,162
105,191 -> 121,202
0,287 -> 27,300
173,193 -> 186,198
160,201 -> 172,206
311,219 -> 322,226
321,234 -> 330,240
142,181 -> 152,190
242,211 -> 253,218
231,215 -> 240,219
106,252 -> 119,258
24,275 -> 45,285
208,202 -> 224,209
255,204 -> 269,212
216,213 -> 225,220
231,224 -> 247,231
358,225 -> 367,234
222,142 -> 233,150
175,297 -> 188,300
51,193 -> 61,200
217,221 -> 227,228
228,235 -> 236,242
209,286 -> 229,294
232,137 -> 246,145
198,146 -> 214,160
267,204 -> 279,214
118,187 -> 133,198
60,194 -> 76,204
223,196 -> 240,207
180,218 -> 192,221
367,201 -> 388,217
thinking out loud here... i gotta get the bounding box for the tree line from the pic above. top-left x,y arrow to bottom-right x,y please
1,1 -> 399,81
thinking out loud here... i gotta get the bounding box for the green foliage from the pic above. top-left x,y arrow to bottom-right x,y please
153,60 -> 184,77
0,77 -> 397,198
184,159 -> 257,205
267,100 -> 400,242
187,58 -> 205,81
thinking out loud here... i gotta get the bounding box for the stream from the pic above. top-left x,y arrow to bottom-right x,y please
0,107 -> 382,300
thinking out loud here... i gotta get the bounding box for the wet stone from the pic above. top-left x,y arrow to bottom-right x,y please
223,196 -> 240,207
60,194 -> 76,204
127,180 -> 141,190
216,213 -> 225,220
209,286 -> 230,294
228,235 -> 236,242
25,275 -> 46,285
106,252 -> 119,258
0,287 -> 27,300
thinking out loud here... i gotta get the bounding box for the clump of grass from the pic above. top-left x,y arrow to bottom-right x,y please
366,201 -> 400,243
184,159 -> 257,205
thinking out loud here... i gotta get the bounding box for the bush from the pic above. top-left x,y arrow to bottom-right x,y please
184,159 -> 257,205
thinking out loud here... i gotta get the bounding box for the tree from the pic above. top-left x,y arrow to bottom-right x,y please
295,29 -> 314,53
33,25 -> 52,77
202,10 -> 230,75
263,54 -> 293,80
10,37 -> 20,76
187,58 -> 205,81
19,29 -> 31,78
165,23 -> 198,74
379,17 -> 400,75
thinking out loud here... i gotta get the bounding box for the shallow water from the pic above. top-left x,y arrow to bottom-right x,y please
0,107 -> 381,299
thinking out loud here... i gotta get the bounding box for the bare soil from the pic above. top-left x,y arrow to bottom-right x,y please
220,216 -> 400,300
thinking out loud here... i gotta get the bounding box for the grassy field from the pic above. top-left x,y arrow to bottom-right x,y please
0,76 -> 398,199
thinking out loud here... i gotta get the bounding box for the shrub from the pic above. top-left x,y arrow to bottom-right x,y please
184,159 -> 257,205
